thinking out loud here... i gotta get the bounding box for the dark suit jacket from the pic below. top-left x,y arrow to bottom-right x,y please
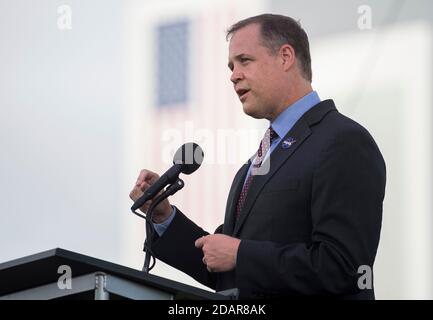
151,100 -> 386,299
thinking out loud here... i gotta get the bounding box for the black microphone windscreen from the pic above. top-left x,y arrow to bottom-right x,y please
172,143 -> 204,175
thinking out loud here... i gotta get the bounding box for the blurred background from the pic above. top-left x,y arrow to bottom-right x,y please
0,0 -> 431,299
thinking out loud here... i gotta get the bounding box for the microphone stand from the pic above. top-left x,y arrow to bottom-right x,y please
131,178 -> 185,273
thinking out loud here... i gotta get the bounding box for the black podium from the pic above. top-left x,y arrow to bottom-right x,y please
0,248 -> 231,300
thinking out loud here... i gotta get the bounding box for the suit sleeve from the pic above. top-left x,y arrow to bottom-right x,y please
235,128 -> 386,297
151,208 -> 219,290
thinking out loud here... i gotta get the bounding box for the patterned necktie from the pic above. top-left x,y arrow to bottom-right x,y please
235,126 -> 278,220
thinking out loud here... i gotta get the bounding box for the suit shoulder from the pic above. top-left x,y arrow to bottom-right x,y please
311,108 -> 385,167
320,109 -> 376,143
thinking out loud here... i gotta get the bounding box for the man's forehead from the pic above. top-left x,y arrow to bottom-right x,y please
228,24 -> 261,57
229,24 -> 261,46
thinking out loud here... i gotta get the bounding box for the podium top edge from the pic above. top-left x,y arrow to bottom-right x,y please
0,248 -> 227,300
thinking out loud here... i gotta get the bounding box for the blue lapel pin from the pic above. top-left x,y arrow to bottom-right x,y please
282,137 -> 296,149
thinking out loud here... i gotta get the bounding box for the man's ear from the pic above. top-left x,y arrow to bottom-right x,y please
279,44 -> 296,72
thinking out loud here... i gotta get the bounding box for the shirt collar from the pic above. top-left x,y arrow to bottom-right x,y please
271,91 -> 321,139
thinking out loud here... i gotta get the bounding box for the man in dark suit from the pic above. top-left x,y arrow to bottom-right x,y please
130,14 -> 386,299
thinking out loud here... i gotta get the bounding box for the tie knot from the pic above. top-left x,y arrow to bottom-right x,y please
255,126 -> 278,160
262,126 -> 278,147
267,126 -> 278,143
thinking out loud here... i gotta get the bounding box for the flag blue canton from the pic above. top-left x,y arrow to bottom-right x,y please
156,21 -> 189,107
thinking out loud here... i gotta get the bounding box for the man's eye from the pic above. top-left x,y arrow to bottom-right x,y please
241,58 -> 250,63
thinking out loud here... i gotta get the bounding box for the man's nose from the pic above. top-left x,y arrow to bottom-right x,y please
230,68 -> 243,84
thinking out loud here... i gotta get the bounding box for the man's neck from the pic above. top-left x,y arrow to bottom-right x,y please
270,83 -> 313,122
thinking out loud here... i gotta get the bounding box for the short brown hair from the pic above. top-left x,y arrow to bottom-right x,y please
226,14 -> 312,82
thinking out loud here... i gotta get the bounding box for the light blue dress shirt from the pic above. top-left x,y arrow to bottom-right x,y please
153,91 -> 321,236
243,91 -> 321,185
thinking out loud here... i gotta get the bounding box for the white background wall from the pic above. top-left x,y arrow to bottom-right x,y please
0,0 -> 125,264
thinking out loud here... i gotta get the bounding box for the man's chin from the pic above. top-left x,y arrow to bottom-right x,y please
243,104 -> 263,119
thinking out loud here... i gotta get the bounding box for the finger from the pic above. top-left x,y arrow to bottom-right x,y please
195,236 -> 205,248
139,181 -> 150,192
136,170 -> 148,185
136,169 -> 157,186
129,185 -> 143,201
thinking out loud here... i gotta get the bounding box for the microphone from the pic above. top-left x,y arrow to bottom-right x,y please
131,143 -> 204,211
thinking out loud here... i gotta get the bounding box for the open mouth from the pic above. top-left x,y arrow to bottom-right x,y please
237,89 -> 250,101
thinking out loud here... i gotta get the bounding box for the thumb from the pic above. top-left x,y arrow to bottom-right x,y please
195,236 -> 206,249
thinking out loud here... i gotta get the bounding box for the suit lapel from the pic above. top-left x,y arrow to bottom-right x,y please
231,99 -> 337,236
